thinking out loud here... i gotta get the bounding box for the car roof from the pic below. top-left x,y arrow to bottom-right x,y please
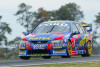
42,20 -> 76,24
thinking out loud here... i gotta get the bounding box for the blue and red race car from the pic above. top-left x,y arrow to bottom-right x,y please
19,21 -> 92,60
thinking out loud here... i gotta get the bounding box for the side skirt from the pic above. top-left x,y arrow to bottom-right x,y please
72,50 -> 86,55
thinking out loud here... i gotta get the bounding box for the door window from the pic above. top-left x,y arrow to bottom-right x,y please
76,23 -> 84,33
72,24 -> 79,33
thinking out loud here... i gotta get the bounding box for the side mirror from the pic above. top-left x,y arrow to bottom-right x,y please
25,32 -> 29,35
73,31 -> 80,35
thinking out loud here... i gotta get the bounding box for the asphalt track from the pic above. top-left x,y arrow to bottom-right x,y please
0,56 -> 100,67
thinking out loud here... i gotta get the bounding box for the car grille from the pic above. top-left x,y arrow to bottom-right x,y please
28,50 -> 51,55
31,41 -> 48,44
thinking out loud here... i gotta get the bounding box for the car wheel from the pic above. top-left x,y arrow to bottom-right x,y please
20,56 -> 31,60
81,41 -> 92,57
62,40 -> 72,58
42,56 -> 51,59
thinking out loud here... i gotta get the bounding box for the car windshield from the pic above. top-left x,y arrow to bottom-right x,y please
32,23 -> 70,33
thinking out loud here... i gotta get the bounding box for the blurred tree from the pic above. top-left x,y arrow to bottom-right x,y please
93,12 -> 100,44
95,13 -> 100,23
7,37 -> 21,51
32,8 -> 50,29
0,48 -> 8,59
15,3 -> 34,32
92,12 -> 100,54
8,37 -> 21,45
0,16 -> 12,45
6,48 -> 19,59
7,37 -> 21,59
0,16 -> 12,59
49,3 -> 83,21
0,16 -> 2,22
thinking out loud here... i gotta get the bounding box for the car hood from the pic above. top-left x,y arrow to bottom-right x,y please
23,33 -> 69,41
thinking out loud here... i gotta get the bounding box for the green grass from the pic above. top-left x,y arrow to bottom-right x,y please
0,58 -> 21,61
19,61 -> 100,67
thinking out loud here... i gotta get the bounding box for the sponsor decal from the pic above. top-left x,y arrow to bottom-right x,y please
19,47 -> 25,49
44,22 -> 66,23
53,50 -> 66,53
74,44 -> 78,50
39,23 -> 68,27
29,37 -> 50,40
33,44 -> 47,49
32,54 -> 49,56
53,43 -> 66,49
79,34 -> 89,49
53,46 -> 62,49
32,43 -> 67,49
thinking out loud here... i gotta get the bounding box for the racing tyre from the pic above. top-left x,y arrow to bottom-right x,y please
62,40 -> 72,58
20,56 -> 31,60
81,41 -> 92,57
42,56 -> 51,59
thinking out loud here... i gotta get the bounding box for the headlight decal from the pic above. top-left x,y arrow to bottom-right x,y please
51,40 -> 63,44
19,40 -> 32,50
51,40 -> 67,48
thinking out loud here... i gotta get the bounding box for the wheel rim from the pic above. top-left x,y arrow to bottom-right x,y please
87,42 -> 92,55
67,42 -> 72,55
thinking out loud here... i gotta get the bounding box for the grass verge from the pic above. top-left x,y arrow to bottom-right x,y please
18,61 -> 100,67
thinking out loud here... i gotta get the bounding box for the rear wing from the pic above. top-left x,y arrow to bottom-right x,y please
81,24 -> 92,32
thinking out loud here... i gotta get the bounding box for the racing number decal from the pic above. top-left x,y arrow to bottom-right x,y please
79,38 -> 85,49
85,34 -> 90,43
79,34 -> 89,49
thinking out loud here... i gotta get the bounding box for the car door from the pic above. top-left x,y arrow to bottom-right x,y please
71,23 -> 80,51
75,23 -> 86,50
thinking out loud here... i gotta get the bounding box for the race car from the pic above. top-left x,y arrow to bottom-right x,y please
19,21 -> 92,60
